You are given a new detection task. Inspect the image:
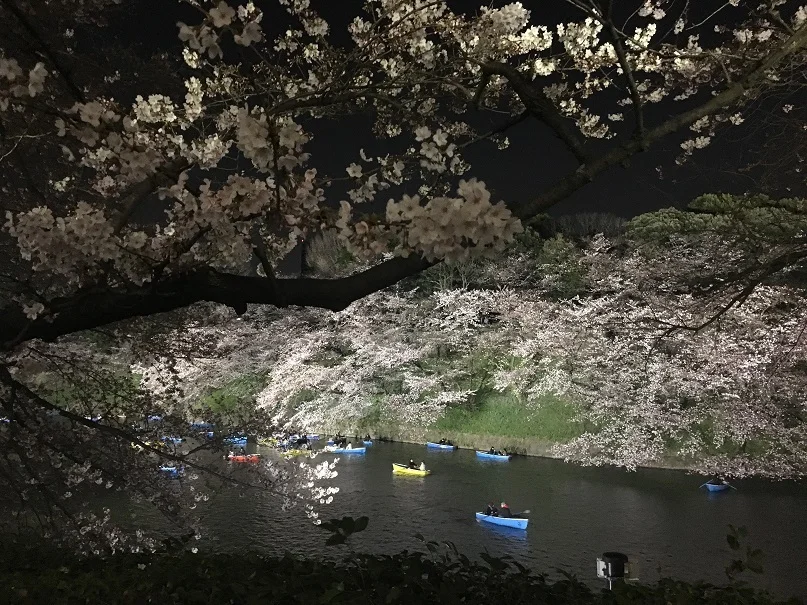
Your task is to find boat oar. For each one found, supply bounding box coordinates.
[699,483,709,488]
[514,509,531,517]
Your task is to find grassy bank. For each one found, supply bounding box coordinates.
[315,393,585,458]
[314,393,702,470]
[432,393,583,443]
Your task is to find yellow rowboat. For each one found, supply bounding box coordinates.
[392,463,431,477]
[257,437,277,446]
[282,449,309,458]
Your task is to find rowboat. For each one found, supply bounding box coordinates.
[475,512,528,529]
[363,440,373,446]
[392,463,430,476]
[703,482,732,492]
[324,446,365,454]
[307,434,320,440]
[476,451,511,461]
[160,436,183,444]
[224,436,247,446]
[190,422,213,430]
[158,465,182,477]
[426,442,457,450]
[256,437,276,446]
[228,454,261,463]
[282,449,309,458]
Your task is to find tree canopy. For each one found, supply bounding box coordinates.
[2,0,807,348]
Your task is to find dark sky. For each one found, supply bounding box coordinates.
[107,0,798,222]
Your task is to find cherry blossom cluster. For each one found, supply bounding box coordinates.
[4,0,802,304]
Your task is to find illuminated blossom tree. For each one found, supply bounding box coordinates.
[1,0,806,339]
[146,225,807,478]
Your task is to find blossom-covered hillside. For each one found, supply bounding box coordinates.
[138,215,807,478]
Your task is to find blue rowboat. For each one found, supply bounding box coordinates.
[190,422,213,429]
[224,436,247,446]
[307,434,320,440]
[475,512,528,529]
[476,451,511,461]
[160,436,183,444]
[325,446,366,454]
[148,415,163,422]
[205,431,214,439]
[158,465,181,477]
[426,442,457,450]
[327,439,334,445]
[704,482,731,492]
[363,440,373,446]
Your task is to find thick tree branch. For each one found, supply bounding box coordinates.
[0,255,433,349]
[481,62,590,165]
[472,72,491,108]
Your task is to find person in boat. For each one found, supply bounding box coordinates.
[484,502,498,516]
[498,502,512,518]
[365,434,371,440]
[439,438,447,444]
[419,461,426,471]
[489,447,495,454]
[408,459,417,469]
[708,475,725,485]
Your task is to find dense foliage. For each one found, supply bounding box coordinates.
[2,545,801,605]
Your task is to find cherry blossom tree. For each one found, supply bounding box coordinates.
[141,226,807,478]
[2,0,807,345]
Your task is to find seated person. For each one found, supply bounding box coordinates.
[498,502,512,518]
[408,459,416,469]
[483,502,498,516]
[419,461,426,471]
